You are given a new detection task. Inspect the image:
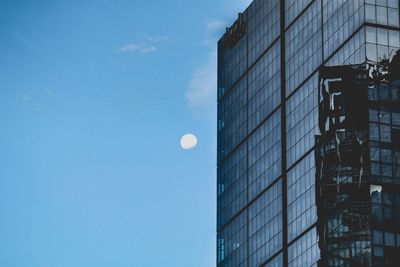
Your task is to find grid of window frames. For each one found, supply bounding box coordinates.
[373,230,400,261]
[248,109,281,200]
[326,26,366,66]
[371,189,400,265]
[287,153,317,241]
[248,180,283,266]
[248,41,280,132]
[218,78,248,162]
[246,0,280,66]
[366,26,400,62]
[264,254,283,267]
[286,74,319,167]
[365,0,399,27]
[285,0,313,27]
[371,190,400,225]
[217,210,248,267]
[217,0,400,266]
[288,228,319,267]
[285,0,322,95]
[217,141,247,228]
[322,0,365,60]
[369,108,400,184]
[218,35,247,99]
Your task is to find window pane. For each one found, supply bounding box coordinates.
[366,4,376,22]
[389,30,400,47]
[378,28,388,45]
[388,0,399,8]
[380,124,391,142]
[367,43,378,61]
[393,112,400,126]
[376,0,386,6]
[385,232,396,246]
[371,162,381,175]
[370,123,380,141]
[374,231,383,245]
[378,45,389,59]
[381,149,392,163]
[367,27,377,43]
[388,8,400,27]
[370,109,379,122]
[377,6,388,25]
[380,110,391,124]
[370,147,380,161]
[382,163,393,176]
[374,246,384,256]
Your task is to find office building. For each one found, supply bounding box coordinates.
[217,0,400,266]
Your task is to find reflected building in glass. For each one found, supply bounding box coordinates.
[216,0,400,266]
[316,60,400,266]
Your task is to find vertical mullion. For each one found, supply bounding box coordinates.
[280,1,288,266]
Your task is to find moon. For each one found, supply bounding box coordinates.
[180,134,198,150]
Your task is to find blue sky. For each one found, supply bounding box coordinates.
[0,0,251,266]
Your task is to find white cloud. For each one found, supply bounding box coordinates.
[202,20,226,47]
[44,89,54,96]
[23,94,31,102]
[117,43,157,54]
[117,43,141,53]
[117,35,168,54]
[205,20,226,35]
[185,51,217,120]
[144,35,168,42]
[140,46,157,53]
[185,20,226,120]
[184,0,253,119]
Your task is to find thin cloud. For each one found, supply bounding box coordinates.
[23,94,31,102]
[117,43,141,53]
[202,20,226,47]
[144,35,168,42]
[185,20,226,120]
[205,20,226,34]
[185,51,217,119]
[140,46,157,53]
[44,89,54,96]
[117,35,168,54]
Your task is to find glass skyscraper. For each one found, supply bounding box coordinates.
[216,1,400,266]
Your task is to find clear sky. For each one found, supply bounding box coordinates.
[0,0,251,266]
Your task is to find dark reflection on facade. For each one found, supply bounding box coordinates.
[217,1,400,266]
[316,59,400,266]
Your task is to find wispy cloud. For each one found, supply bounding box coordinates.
[224,0,252,12]
[143,35,168,42]
[23,94,31,103]
[185,20,226,120]
[116,35,167,54]
[202,20,226,47]
[140,46,157,54]
[44,89,54,96]
[185,52,217,120]
[117,43,141,53]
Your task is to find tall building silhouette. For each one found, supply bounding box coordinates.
[217,1,400,266]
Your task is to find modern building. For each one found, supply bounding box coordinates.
[316,60,400,266]
[217,1,400,266]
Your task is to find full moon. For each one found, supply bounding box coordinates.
[180,134,198,150]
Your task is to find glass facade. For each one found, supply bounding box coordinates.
[217,0,400,266]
